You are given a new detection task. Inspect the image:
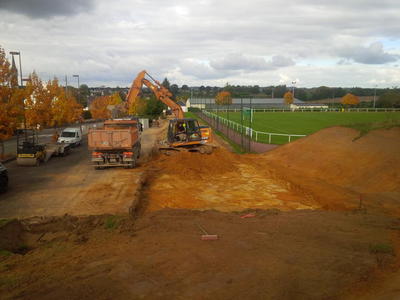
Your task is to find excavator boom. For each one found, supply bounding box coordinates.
[126,70,213,153]
[127,70,184,119]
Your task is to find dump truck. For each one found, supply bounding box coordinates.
[88,119,141,169]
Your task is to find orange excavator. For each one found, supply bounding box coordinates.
[126,70,214,153]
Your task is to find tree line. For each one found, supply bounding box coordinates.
[167,82,400,107]
[0,46,84,157]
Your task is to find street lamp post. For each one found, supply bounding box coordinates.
[73,74,80,89]
[292,81,296,98]
[10,51,23,87]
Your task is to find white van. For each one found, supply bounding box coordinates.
[58,128,82,147]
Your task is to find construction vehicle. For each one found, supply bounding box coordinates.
[88,119,141,169]
[16,129,71,166]
[58,128,82,147]
[126,70,214,154]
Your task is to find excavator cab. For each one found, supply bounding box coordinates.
[168,119,202,145]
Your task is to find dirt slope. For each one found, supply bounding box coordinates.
[0,211,398,300]
[259,126,400,215]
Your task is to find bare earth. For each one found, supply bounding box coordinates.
[0,123,166,218]
[0,123,399,299]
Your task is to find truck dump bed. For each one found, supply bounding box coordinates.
[88,120,139,150]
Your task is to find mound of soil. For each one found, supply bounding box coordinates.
[145,148,317,212]
[261,127,400,214]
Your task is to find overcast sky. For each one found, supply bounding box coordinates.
[1,0,400,87]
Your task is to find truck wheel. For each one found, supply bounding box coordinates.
[129,158,136,169]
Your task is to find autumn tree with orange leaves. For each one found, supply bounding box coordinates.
[0,46,24,158]
[90,92,124,119]
[283,91,294,104]
[0,45,83,158]
[341,93,360,106]
[23,74,83,128]
[215,91,232,105]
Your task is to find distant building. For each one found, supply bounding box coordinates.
[290,103,329,111]
[177,100,188,112]
[10,56,19,87]
[187,97,304,109]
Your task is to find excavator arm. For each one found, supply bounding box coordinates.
[126,70,184,119]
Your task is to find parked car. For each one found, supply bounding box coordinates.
[0,163,8,193]
[58,128,82,147]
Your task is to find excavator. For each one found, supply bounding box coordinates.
[126,70,214,154]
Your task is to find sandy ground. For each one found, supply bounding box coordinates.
[1,124,400,299]
[0,122,167,218]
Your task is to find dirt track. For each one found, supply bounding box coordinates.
[0,123,166,218]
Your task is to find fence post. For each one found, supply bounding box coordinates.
[288,135,291,143]
[269,134,271,144]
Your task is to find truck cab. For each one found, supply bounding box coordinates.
[58,128,82,147]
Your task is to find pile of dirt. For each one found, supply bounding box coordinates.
[145,148,317,212]
[260,126,400,214]
[152,147,239,180]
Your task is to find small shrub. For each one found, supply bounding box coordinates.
[0,249,12,257]
[369,243,394,255]
[104,216,120,230]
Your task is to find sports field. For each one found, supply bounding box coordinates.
[213,111,400,144]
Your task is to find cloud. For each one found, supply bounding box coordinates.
[0,0,95,18]
[336,42,399,64]
[0,0,400,87]
[209,53,295,72]
[210,53,268,71]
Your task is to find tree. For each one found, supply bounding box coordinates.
[162,78,170,90]
[24,72,54,128]
[170,84,179,99]
[128,96,147,116]
[145,95,165,117]
[0,46,21,158]
[215,91,232,105]
[376,91,400,108]
[283,91,294,104]
[78,84,90,107]
[89,92,124,119]
[341,93,360,106]
[89,96,111,119]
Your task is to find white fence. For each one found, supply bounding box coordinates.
[203,110,306,144]
[202,107,400,113]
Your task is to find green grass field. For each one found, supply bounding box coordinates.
[213,111,400,144]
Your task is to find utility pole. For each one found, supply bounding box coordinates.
[292,81,296,98]
[373,85,377,108]
[65,75,68,97]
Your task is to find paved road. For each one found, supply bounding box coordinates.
[2,123,100,156]
[0,122,166,218]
